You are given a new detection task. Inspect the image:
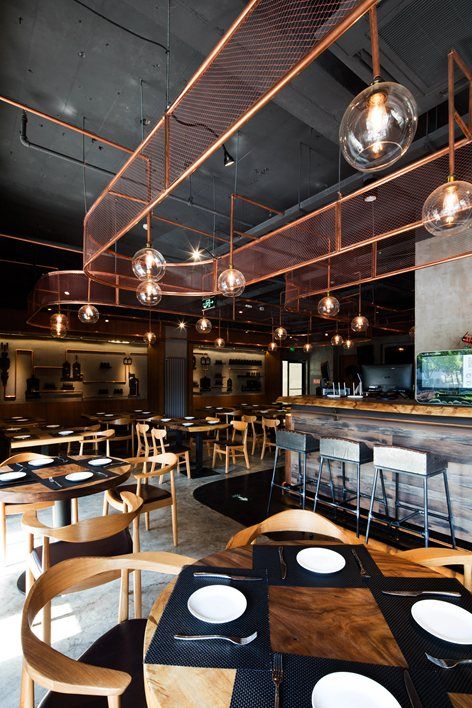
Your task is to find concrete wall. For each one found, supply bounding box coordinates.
[415,232,472,357]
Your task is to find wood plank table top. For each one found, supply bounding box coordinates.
[0,416,46,430]
[0,455,130,503]
[160,419,229,434]
[143,543,470,708]
[4,426,89,451]
[278,396,472,419]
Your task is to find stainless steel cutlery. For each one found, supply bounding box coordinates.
[48,476,62,488]
[351,548,370,578]
[174,631,257,646]
[425,653,472,669]
[382,590,461,598]
[272,652,283,708]
[193,571,263,581]
[278,546,287,580]
[404,669,423,708]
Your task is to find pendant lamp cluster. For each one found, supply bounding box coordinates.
[133,215,166,307]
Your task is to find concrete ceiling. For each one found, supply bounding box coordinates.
[0,0,471,329]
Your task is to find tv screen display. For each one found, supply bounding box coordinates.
[416,350,472,405]
[361,364,413,392]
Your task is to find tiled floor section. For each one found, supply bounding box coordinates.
[0,450,275,707]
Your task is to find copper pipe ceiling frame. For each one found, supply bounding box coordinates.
[83,0,378,288]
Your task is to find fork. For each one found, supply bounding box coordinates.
[48,476,62,488]
[426,653,472,669]
[272,652,283,708]
[174,631,257,645]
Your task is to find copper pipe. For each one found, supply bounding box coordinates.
[84,0,378,267]
[229,194,235,267]
[451,49,472,82]
[448,50,456,176]
[455,112,472,140]
[0,232,82,254]
[233,193,282,215]
[369,5,381,78]
[371,242,377,277]
[164,114,170,189]
[110,190,146,204]
[152,215,229,244]
[335,197,342,251]
[0,259,58,270]
[0,94,133,153]
[233,229,258,242]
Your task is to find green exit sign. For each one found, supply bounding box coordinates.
[202,297,216,311]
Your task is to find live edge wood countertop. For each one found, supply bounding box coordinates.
[277,395,472,419]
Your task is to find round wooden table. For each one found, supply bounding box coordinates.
[161,419,229,476]
[143,543,469,708]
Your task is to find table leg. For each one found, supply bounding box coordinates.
[195,433,203,474]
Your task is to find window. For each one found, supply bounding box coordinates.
[282,361,304,396]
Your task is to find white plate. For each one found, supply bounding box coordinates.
[88,457,112,466]
[10,416,22,420]
[208,421,219,425]
[184,416,195,420]
[65,471,94,482]
[134,409,143,412]
[312,672,401,708]
[205,406,213,409]
[29,458,55,467]
[142,411,151,415]
[182,422,194,427]
[96,411,105,415]
[46,424,60,428]
[6,427,20,431]
[411,599,472,644]
[58,430,74,436]
[0,471,27,482]
[161,418,171,422]
[103,413,114,417]
[17,418,28,422]
[13,435,30,440]
[297,548,346,574]
[215,407,224,410]
[187,585,247,624]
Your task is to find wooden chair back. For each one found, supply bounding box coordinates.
[150,428,167,455]
[21,552,196,708]
[398,548,472,591]
[262,417,280,430]
[226,509,358,549]
[135,423,150,457]
[79,428,114,456]
[1,452,53,466]
[242,415,257,424]
[231,420,248,445]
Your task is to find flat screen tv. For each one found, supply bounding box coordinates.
[361,364,413,393]
[416,350,472,406]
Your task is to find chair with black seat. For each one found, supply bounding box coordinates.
[78,428,114,457]
[241,414,261,455]
[105,417,134,457]
[0,453,55,563]
[20,551,196,708]
[150,427,191,479]
[212,420,250,474]
[22,492,143,644]
[104,453,178,544]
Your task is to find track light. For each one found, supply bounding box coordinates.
[223,145,235,167]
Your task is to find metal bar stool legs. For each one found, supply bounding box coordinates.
[267,431,318,515]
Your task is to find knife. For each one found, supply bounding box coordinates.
[382,590,461,598]
[404,670,423,708]
[278,546,287,581]
[351,548,370,578]
[193,571,263,581]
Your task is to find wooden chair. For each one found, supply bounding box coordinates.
[226,509,359,549]
[21,551,196,708]
[260,417,280,460]
[202,417,222,453]
[241,414,261,455]
[22,492,143,644]
[66,424,100,456]
[135,422,151,458]
[78,428,114,457]
[398,547,472,591]
[212,420,250,474]
[104,453,178,544]
[105,417,134,456]
[150,427,191,479]
[0,453,55,563]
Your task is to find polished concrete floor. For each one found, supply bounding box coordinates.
[0,447,275,707]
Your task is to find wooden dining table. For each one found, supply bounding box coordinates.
[160,419,229,476]
[143,542,472,708]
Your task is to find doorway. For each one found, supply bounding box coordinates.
[282,360,305,396]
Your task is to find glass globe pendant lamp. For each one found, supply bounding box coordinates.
[318,259,340,317]
[214,337,225,348]
[274,326,287,341]
[339,7,417,172]
[217,215,245,297]
[78,304,99,324]
[143,330,156,346]
[196,315,212,334]
[343,336,354,350]
[303,342,312,352]
[331,332,344,347]
[132,215,166,281]
[351,283,369,333]
[50,312,69,339]
[136,278,162,307]
[268,341,277,352]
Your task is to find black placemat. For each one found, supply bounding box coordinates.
[230,654,463,708]
[371,576,472,679]
[0,467,40,488]
[252,544,381,587]
[145,565,271,670]
[30,456,123,490]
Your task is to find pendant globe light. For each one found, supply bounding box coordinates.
[343,336,354,350]
[132,215,166,281]
[214,313,225,348]
[331,331,344,347]
[78,280,99,324]
[422,51,472,237]
[268,341,278,352]
[318,255,340,317]
[303,315,313,352]
[274,296,288,340]
[50,311,69,339]
[351,283,369,333]
[196,313,212,334]
[218,147,246,298]
[143,310,157,346]
[339,5,417,172]
[136,278,162,307]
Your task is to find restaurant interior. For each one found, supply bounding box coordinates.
[1,1,471,706]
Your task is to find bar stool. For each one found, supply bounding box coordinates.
[267,430,318,514]
[313,437,378,537]
[365,445,456,548]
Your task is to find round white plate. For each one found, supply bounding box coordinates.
[134,409,143,412]
[161,418,171,422]
[187,585,247,624]
[215,407,224,410]
[297,548,346,574]
[182,422,194,427]
[65,471,94,482]
[29,458,54,467]
[6,427,20,431]
[13,435,30,440]
[142,411,151,415]
[312,672,401,708]
[104,413,114,417]
[88,457,112,466]
[208,421,218,425]
[10,416,22,420]
[96,411,105,415]
[205,406,213,409]
[411,599,472,644]
[17,418,28,422]
[184,416,195,420]
[0,471,27,482]
[46,424,60,429]
[58,430,74,436]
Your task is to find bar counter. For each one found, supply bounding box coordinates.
[278,396,472,545]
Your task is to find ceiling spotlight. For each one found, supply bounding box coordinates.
[64,291,70,296]
[190,247,203,261]
[223,145,235,167]
[105,319,109,323]
[78,304,99,324]
[178,321,187,330]
[364,193,377,203]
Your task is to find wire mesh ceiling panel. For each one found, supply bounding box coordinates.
[83,0,377,289]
